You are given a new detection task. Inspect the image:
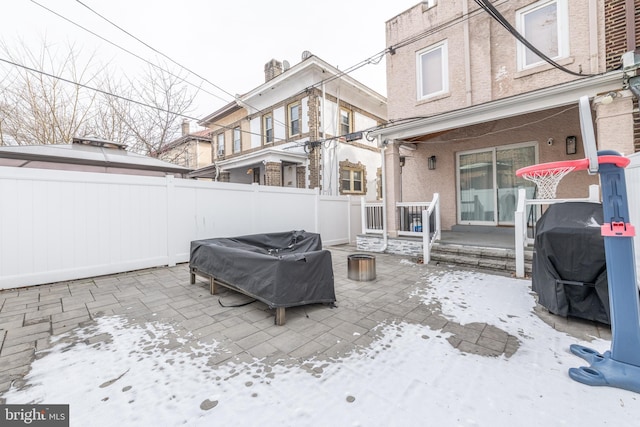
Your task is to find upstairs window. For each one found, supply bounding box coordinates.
[288,102,300,137]
[263,114,274,144]
[233,127,241,153]
[340,109,351,136]
[339,162,366,195]
[516,0,568,70]
[416,41,448,100]
[216,133,224,157]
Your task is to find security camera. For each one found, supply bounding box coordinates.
[547,138,554,146]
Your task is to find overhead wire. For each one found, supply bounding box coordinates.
[473,0,600,78]
[29,0,229,104]
[0,56,270,140]
[71,0,291,131]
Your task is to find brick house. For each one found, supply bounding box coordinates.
[369,0,639,235]
[190,54,387,200]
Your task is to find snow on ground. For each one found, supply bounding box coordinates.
[3,269,639,426]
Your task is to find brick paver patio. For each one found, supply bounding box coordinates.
[0,245,611,398]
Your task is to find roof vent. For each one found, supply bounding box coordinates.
[72,136,127,150]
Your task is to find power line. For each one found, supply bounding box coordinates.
[73,0,240,103]
[29,0,231,105]
[473,0,600,78]
[0,56,271,141]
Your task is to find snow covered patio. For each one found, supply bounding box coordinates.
[0,245,637,426]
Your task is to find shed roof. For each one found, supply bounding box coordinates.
[0,139,192,176]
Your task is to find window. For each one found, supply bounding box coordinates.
[233,127,241,153]
[216,133,224,157]
[339,163,366,195]
[288,102,300,136]
[263,114,274,144]
[340,109,351,136]
[516,0,568,69]
[416,41,448,100]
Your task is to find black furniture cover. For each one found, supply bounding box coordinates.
[532,202,610,324]
[189,230,336,308]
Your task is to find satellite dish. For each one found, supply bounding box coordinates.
[283,60,290,70]
[301,50,312,60]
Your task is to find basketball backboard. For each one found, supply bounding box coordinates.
[579,95,599,174]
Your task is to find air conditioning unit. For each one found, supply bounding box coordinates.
[217,147,224,156]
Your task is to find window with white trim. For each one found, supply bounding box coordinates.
[288,102,300,137]
[233,127,241,153]
[516,0,568,70]
[416,41,448,100]
[340,109,351,136]
[263,113,274,144]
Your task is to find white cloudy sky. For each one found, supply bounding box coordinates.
[1,0,419,119]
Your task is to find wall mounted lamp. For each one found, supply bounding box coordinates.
[399,156,406,167]
[428,155,436,170]
[565,136,577,155]
[598,91,619,105]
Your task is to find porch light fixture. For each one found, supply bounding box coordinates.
[565,136,577,155]
[428,155,436,170]
[399,156,406,167]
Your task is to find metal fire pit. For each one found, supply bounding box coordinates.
[347,254,376,281]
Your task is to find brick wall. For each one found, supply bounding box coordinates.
[605,0,640,152]
[264,162,281,186]
[296,166,306,188]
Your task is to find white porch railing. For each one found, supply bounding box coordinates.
[397,202,432,236]
[514,184,600,278]
[360,194,441,259]
[362,200,384,234]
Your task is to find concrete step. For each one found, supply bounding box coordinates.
[428,242,533,275]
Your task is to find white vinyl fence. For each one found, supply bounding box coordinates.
[0,167,359,290]
[627,152,640,285]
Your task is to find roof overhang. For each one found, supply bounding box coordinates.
[216,147,307,170]
[369,71,624,142]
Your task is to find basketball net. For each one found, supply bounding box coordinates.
[520,166,575,199]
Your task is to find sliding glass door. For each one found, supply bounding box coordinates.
[457,143,537,226]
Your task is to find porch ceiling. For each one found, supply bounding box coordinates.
[370,71,624,142]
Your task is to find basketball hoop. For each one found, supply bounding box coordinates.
[518,166,574,199]
[516,156,630,200]
[516,158,591,200]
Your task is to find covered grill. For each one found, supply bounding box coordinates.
[532,202,610,324]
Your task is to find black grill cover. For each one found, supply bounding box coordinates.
[532,202,610,324]
[189,231,335,308]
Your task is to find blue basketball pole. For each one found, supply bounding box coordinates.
[568,150,640,393]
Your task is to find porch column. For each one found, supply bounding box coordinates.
[594,90,635,155]
[385,140,402,238]
[218,171,230,183]
[264,161,282,186]
[296,166,306,188]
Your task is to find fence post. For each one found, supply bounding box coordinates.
[360,196,366,235]
[423,209,430,264]
[166,175,176,267]
[314,187,320,234]
[515,188,527,278]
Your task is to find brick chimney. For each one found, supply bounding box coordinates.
[181,119,190,136]
[264,59,283,82]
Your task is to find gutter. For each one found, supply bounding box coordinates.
[370,71,624,141]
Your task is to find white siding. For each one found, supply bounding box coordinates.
[250,117,261,148]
